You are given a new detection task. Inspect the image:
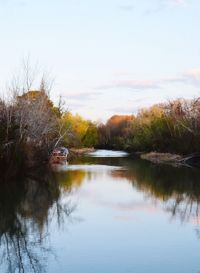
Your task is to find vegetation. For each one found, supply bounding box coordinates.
[97,98,200,155]
[1,61,200,177]
[0,89,63,173]
[0,64,98,175]
[0,88,99,174]
[97,115,134,149]
[61,112,98,148]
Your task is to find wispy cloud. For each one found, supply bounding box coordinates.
[184,69,200,85]
[0,0,28,7]
[144,0,187,15]
[96,69,200,91]
[119,4,135,11]
[169,0,186,6]
[97,79,160,91]
[63,91,102,103]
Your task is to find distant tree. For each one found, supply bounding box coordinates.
[97,115,134,149]
[61,112,92,147]
[82,123,98,147]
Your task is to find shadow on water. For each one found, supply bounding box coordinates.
[0,166,75,273]
[110,157,200,225]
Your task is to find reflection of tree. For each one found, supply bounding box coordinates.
[73,155,127,167]
[0,222,49,273]
[0,168,75,273]
[72,154,200,225]
[111,158,200,224]
[54,169,86,191]
[166,195,200,224]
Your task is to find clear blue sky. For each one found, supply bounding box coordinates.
[0,0,199,121]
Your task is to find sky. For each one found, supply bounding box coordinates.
[0,0,199,121]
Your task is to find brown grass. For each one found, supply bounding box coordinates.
[141,152,183,165]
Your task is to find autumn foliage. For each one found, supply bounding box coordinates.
[97,98,200,154]
[97,115,134,149]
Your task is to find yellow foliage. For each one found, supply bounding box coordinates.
[62,112,89,138]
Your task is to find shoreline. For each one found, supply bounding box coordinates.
[140,152,184,167]
[140,152,200,168]
[68,148,95,160]
[67,147,200,168]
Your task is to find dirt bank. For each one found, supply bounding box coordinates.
[141,152,184,166]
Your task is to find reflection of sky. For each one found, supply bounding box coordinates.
[74,175,158,223]
[48,160,200,273]
[86,149,129,157]
[0,0,200,120]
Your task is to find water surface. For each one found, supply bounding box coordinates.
[1,150,200,273]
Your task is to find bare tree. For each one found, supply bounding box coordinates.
[0,59,71,168]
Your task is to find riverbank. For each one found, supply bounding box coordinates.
[140,152,184,166]
[68,148,95,160]
[140,152,200,168]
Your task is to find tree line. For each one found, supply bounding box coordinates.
[1,87,200,173]
[1,63,200,174]
[97,98,200,155]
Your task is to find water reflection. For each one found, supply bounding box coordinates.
[86,149,128,157]
[1,152,200,272]
[118,159,200,225]
[53,153,200,224]
[66,154,200,226]
[0,168,75,273]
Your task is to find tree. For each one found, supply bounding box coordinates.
[82,123,98,147]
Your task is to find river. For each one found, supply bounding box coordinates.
[1,150,200,273]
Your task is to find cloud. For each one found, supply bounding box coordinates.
[184,69,200,85]
[63,91,102,101]
[108,105,136,115]
[119,4,135,11]
[0,0,27,6]
[144,0,187,15]
[97,79,160,91]
[96,69,200,92]
[170,0,186,6]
